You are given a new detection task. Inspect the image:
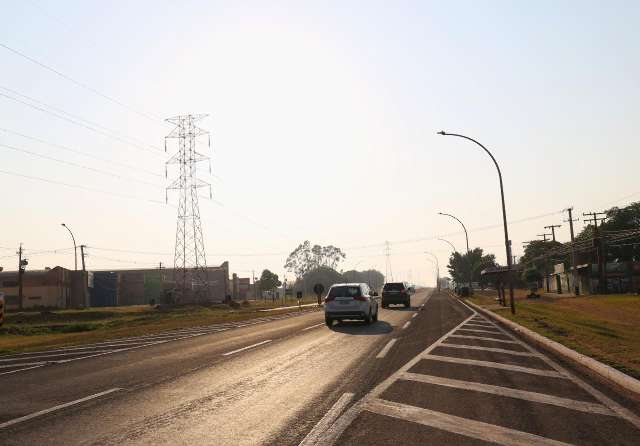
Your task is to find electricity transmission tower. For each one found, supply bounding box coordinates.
[165,114,212,303]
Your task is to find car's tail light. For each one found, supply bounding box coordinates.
[400,289,406,295]
[354,295,368,301]
[325,295,335,302]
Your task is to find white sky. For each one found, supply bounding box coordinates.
[1,1,639,286]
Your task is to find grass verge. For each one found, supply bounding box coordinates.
[469,290,640,379]
[0,296,321,355]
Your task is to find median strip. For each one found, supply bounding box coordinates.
[222,340,272,356]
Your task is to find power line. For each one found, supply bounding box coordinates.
[0,41,167,126]
[0,142,162,188]
[0,168,167,205]
[0,90,164,156]
[0,127,162,178]
[0,85,163,152]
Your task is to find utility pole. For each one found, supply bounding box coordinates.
[564,207,580,295]
[166,114,212,304]
[538,233,552,292]
[583,211,608,294]
[80,245,87,271]
[17,244,27,311]
[544,224,562,242]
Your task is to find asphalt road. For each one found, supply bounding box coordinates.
[1,290,639,445]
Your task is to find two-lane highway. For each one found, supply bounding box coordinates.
[0,290,433,445]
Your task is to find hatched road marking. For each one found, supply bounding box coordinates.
[301,292,640,446]
[299,393,354,446]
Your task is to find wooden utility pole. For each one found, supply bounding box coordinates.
[583,212,608,293]
[80,245,87,271]
[538,234,552,292]
[544,224,562,242]
[17,244,27,311]
[564,208,580,295]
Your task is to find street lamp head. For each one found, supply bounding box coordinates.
[437,130,446,135]
[61,223,66,227]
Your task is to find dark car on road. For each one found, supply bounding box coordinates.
[381,282,412,308]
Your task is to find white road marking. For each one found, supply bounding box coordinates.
[401,372,614,416]
[458,300,640,430]
[299,393,354,446]
[302,323,325,331]
[0,364,46,376]
[402,321,411,330]
[0,361,48,369]
[423,354,565,378]
[411,313,418,319]
[439,342,539,357]
[0,388,122,429]
[376,339,398,359]
[222,340,272,356]
[448,334,520,344]
[464,322,496,328]
[456,327,503,335]
[361,397,572,446]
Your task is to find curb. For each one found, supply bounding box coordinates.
[465,299,640,399]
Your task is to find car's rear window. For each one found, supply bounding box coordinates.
[328,286,362,298]
[383,282,405,291]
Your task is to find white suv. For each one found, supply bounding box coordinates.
[324,283,379,327]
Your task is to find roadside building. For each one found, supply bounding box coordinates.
[91,262,231,306]
[0,266,89,310]
[549,261,640,295]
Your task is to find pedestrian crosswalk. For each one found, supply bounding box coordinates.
[0,309,319,376]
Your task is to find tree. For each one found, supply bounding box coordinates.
[447,248,497,288]
[285,241,346,278]
[342,269,385,290]
[577,201,640,262]
[519,240,566,272]
[259,269,281,292]
[294,266,344,294]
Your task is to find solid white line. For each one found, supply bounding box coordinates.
[0,388,122,429]
[448,334,520,344]
[400,372,614,416]
[298,393,354,446]
[222,340,272,356]
[0,361,48,369]
[464,322,496,328]
[376,339,398,359]
[362,398,572,446]
[302,323,325,331]
[439,342,539,357]
[402,321,411,330]
[423,354,564,378]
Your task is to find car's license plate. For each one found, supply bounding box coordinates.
[340,300,351,305]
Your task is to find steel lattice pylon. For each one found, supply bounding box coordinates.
[165,114,212,303]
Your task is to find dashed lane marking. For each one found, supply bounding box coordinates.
[0,388,122,429]
[439,342,540,357]
[422,354,565,378]
[299,393,354,446]
[411,313,418,319]
[400,372,614,416]
[302,323,325,331]
[221,340,272,356]
[402,321,411,330]
[361,397,572,446]
[376,339,398,359]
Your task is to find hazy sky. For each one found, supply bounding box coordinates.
[1,0,639,286]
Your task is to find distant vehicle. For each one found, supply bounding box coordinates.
[324,283,379,327]
[381,282,411,308]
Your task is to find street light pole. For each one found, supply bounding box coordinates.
[424,251,440,292]
[437,238,457,254]
[438,131,516,314]
[438,212,472,295]
[61,223,78,271]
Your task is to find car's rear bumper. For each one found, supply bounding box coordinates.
[326,311,366,320]
[381,294,409,304]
